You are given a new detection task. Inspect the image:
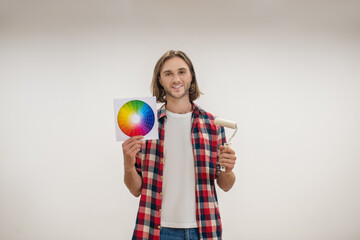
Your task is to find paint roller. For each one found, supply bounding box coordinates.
[214,118,238,172]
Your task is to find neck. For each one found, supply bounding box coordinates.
[165,97,192,114]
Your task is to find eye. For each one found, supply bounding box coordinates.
[179,70,185,74]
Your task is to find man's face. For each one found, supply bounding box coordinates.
[159,57,192,102]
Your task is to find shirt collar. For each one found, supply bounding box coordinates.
[157,104,167,121]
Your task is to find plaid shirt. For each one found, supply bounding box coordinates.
[132,103,226,240]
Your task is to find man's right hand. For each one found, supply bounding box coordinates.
[122,136,144,171]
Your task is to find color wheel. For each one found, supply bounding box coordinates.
[117,100,155,137]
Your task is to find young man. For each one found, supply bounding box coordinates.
[122,50,237,240]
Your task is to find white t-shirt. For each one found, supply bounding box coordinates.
[160,110,198,228]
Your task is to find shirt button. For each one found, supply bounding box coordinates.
[159,209,162,212]
[158,225,161,229]
[160,192,163,195]
[160,176,163,179]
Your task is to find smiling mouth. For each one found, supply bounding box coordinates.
[172,85,183,89]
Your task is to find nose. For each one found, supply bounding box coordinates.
[173,73,181,82]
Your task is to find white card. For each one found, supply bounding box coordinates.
[113,97,158,141]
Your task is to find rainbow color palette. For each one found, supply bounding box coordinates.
[117,100,155,137]
[114,97,158,141]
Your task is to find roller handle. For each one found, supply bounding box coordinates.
[218,143,230,172]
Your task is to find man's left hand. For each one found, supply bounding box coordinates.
[219,145,236,173]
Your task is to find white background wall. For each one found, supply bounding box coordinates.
[1,0,359,239]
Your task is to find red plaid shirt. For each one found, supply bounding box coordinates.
[132,103,226,240]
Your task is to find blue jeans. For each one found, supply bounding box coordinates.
[160,227,199,240]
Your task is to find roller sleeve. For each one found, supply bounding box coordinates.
[214,118,237,129]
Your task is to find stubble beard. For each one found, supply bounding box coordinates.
[164,83,191,101]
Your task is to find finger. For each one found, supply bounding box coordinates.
[219,161,235,170]
[125,136,144,145]
[219,153,237,161]
[219,159,236,165]
[123,140,142,152]
[123,139,144,149]
[131,135,144,140]
[128,144,142,154]
[220,147,235,155]
[219,156,236,163]
[123,136,144,145]
[124,148,141,162]
[219,157,236,168]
